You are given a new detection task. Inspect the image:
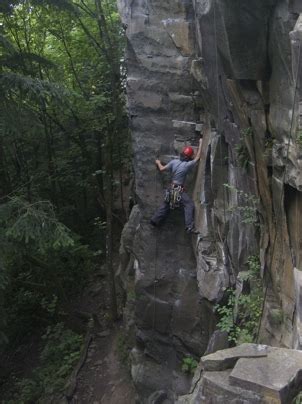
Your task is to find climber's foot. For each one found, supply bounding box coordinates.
[186,226,199,234]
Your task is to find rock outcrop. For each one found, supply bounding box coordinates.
[118,0,302,401]
[178,344,302,403]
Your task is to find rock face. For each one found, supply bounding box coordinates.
[118,0,302,401]
[178,344,302,403]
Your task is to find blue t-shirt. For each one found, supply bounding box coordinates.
[165,159,197,185]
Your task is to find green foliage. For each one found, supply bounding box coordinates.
[215,289,238,342]
[0,0,129,346]
[0,72,68,102]
[0,266,9,347]
[0,0,130,397]
[224,184,259,225]
[235,127,253,170]
[215,256,264,344]
[235,143,250,170]
[181,356,198,374]
[127,290,136,301]
[9,323,83,403]
[296,129,302,146]
[0,197,93,349]
[0,197,74,252]
[116,332,130,365]
[264,130,275,150]
[269,308,283,327]
[293,392,302,404]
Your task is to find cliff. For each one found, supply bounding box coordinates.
[118,0,302,401]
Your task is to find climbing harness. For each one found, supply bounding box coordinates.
[164,184,183,209]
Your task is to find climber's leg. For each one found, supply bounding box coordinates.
[150,201,170,226]
[181,192,195,229]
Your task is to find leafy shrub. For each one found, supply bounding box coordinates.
[296,129,302,146]
[116,332,130,364]
[181,356,198,374]
[224,184,259,225]
[293,392,302,404]
[0,197,74,252]
[215,256,264,344]
[215,289,238,343]
[9,323,83,403]
[235,142,250,170]
[235,127,253,170]
[0,196,93,346]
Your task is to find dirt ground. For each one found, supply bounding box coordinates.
[68,266,136,404]
[71,327,136,404]
[0,254,136,404]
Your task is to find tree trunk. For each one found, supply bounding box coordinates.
[104,136,118,321]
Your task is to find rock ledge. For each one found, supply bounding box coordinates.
[178,344,302,404]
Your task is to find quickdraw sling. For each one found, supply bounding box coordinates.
[165,185,183,209]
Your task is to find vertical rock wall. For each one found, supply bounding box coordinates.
[118,0,302,400]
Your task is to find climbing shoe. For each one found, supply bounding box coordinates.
[186,226,198,234]
[150,220,158,227]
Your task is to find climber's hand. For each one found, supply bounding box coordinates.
[155,160,167,171]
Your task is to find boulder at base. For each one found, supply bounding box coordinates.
[177,344,302,404]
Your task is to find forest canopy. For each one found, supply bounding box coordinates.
[0,0,129,398]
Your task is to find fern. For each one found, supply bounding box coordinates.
[0,72,69,102]
[0,260,8,346]
[1,52,57,71]
[0,97,41,136]
[0,197,74,252]
[0,33,16,54]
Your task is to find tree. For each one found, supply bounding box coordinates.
[0,0,130,348]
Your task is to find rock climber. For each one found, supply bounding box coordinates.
[150,137,203,233]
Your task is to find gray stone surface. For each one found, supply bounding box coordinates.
[178,345,302,403]
[118,0,212,399]
[290,0,302,13]
[199,370,262,404]
[119,0,302,401]
[213,0,276,80]
[294,268,302,349]
[177,369,262,404]
[201,344,269,371]
[203,330,229,355]
[229,348,302,403]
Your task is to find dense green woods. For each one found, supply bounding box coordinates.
[0,0,129,398]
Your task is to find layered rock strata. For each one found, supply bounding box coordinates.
[118,0,302,401]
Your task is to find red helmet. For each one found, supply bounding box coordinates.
[182,146,194,158]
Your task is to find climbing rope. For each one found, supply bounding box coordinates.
[152,166,159,331]
[145,3,200,331]
[256,40,302,342]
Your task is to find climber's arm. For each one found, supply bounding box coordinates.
[155,159,168,171]
[193,137,203,163]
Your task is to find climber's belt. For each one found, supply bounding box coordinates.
[164,184,184,209]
